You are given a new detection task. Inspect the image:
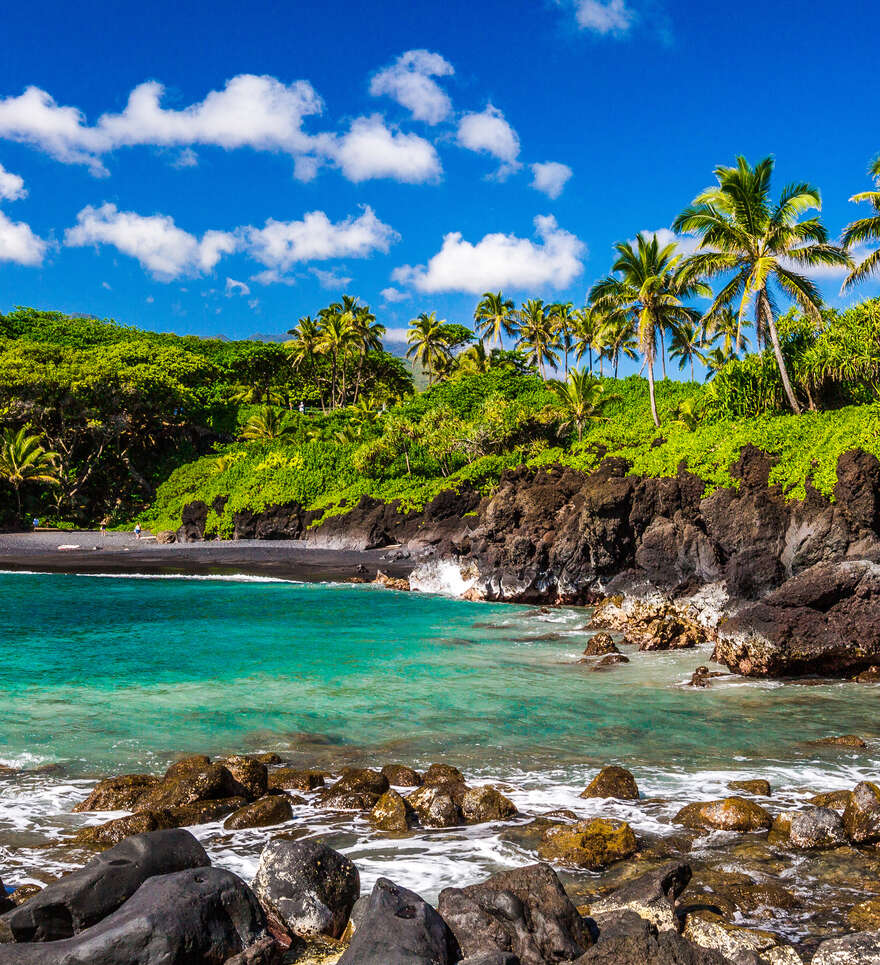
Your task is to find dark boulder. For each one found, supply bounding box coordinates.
[381,764,423,787]
[0,829,209,942]
[459,786,518,824]
[583,633,618,657]
[251,838,359,940]
[406,784,461,827]
[834,448,880,535]
[586,862,692,932]
[73,811,175,847]
[137,762,234,810]
[369,789,413,832]
[72,774,160,812]
[673,798,772,833]
[789,807,846,849]
[843,781,880,844]
[573,924,733,964]
[222,756,269,800]
[177,500,209,542]
[0,867,266,964]
[224,795,293,830]
[438,862,591,964]
[579,766,639,801]
[337,877,456,965]
[423,763,465,786]
[267,768,325,792]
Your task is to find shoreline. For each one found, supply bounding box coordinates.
[0,532,416,583]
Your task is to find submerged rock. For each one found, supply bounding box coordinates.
[728,780,771,796]
[538,818,637,869]
[252,838,359,940]
[848,898,880,931]
[580,766,640,801]
[810,735,868,749]
[438,862,590,963]
[673,797,772,833]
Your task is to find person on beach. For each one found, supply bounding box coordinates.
[100,521,107,538]
[134,522,141,539]
[298,400,305,414]
[32,517,40,531]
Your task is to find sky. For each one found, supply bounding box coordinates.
[0,0,878,363]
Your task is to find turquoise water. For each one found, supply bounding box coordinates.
[2,572,878,777]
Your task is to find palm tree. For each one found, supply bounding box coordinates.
[701,305,751,356]
[457,340,493,375]
[591,234,708,427]
[547,301,575,375]
[572,305,604,375]
[703,346,733,380]
[474,292,516,347]
[318,305,356,407]
[550,371,620,442]
[600,313,638,378]
[240,407,296,440]
[673,155,850,414]
[842,157,880,290]
[516,299,560,378]
[351,305,385,403]
[406,311,451,385]
[668,320,706,381]
[0,427,60,520]
[674,397,703,431]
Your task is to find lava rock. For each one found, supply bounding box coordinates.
[537,818,637,869]
[727,780,771,796]
[224,795,294,830]
[337,877,455,965]
[267,768,325,792]
[438,862,590,964]
[673,797,772,832]
[72,774,160,812]
[369,789,413,832]
[459,786,518,824]
[223,756,269,800]
[789,807,846,849]
[406,784,461,827]
[587,862,692,932]
[73,811,175,847]
[251,838,359,940]
[575,922,732,964]
[381,764,423,787]
[843,781,880,843]
[810,735,868,749]
[136,761,233,810]
[808,789,852,811]
[583,633,619,656]
[1,828,209,942]
[590,654,630,670]
[423,763,465,786]
[579,766,640,801]
[0,867,266,964]
[811,930,880,964]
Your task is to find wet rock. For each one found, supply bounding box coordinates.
[252,753,285,765]
[252,838,359,940]
[223,755,269,799]
[369,789,413,832]
[458,954,520,965]
[537,818,637,870]
[9,886,41,907]
[688,666,727,688]
[406,784,461,827]
[163,754,212,781]
[789,806,846,849]
[811,930,880,964]
[810,735,867,749]
[587,862,691,932]
[223,934,284,964]
[137,761,233,810]
[73,810,175,846]
[268,768,325,792]
[584,633,619,656]
[423,763,464,786]
[728,780,771,796]
[626,615,703,651]
[438,862,590,964]
[337,877,455,965]
[164,796,247,827]
[1,828,208,942]
[580,766,640,801]
[459,786,518,824]
[575,923,732,964]
[373,571,410,591]
[380,764,422,787]
[854,666,880,683]
[225,795,294,830]
[72,774,160,812]
[808,790,852,811]
[843,781,880,843]
[848,898,880,930]
[673,797,772,833]
[318,768,388,811]
[682,913,788,963]
[590,654,630,670]
[0,867,267,965]
[155,530,176,544]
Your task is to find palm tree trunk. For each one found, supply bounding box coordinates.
[588,349,593,375]
[690,355,695,382]
[614,353,619,379]
[761,289,801,414]
[647,358,660,428]
[14,483,22,522]
[660,328,667,379]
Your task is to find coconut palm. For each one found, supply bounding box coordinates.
[240,407,296,440]
[591,234,708,426]
[550,371,620,442]
[674,155,850,414]
[571,305,605,375]
[703,347,734,380]
[318,305,357,407]
[350,305,385,403]
[669,320,707,381]
[547,301,575,375]
[516,299,560,378]
[457,340,493,375]
[0,427,60,520]
[406,311,451,385]
[842,157,880,291]
[701,305,751,356]
[474,292,516,347]
[600,313,639,378]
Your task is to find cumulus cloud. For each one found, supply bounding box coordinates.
[64,203,238,280]
[0,211,49,266]
[225,277,251,296]
[0,163,27,201]
[246,206,398,274]
[569,0,635,35]
[530,161,572,199]
[380,286,410,303]
[322,115,442,183]
[309,267,353,289]
[456,104,520,176]
[370,49,454,124]
[393,214,585,294]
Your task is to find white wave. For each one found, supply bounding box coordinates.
[409,559,477,597]
[0,570,300,584]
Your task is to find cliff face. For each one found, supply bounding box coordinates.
[177,446,880,677]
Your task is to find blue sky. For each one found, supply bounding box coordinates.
[0,0,878,359]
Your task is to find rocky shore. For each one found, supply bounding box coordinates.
[172,445,880,681]
[3,752,880,963]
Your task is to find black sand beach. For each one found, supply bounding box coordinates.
[0,531,415,582]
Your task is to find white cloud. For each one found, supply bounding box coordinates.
[569,0,635,35]
[323,115,442,183]
[456,104,520,176]
[146,295,154,303]
[370,49,454,124]
[101,281,111,290]
[246,206,397,273]
[383,326,411,342]
[250,269,296,286]
[531,161,572,199]
[0,163,26,201]
[309,267,353,289]
[393,214,586,294]
[225,277,251,296]
[172,148,199,168]
[380,286,410,303]
[0,210,48,265]
[781,243,872,282]
[64,203,238,280]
